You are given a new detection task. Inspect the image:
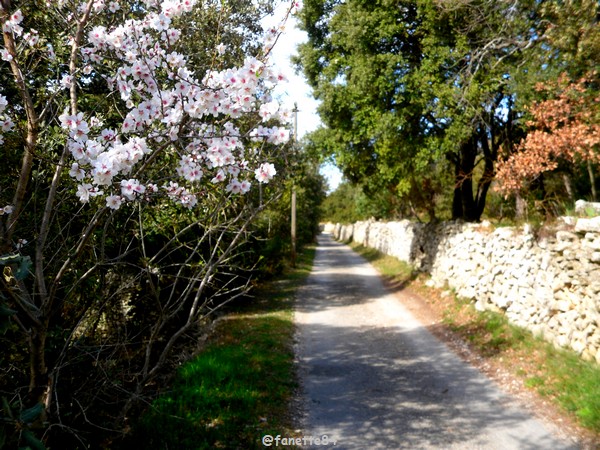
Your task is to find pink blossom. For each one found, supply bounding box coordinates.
[211,169,226,183]
[60,75,73,89]
[254,163,276,184]
[1,118,15,132]
[16,238,27,250]
[120,178,143,200]
[46,0,289,207]
[69,163,86,181]
[106,195,123,210]
[226,179,242,194]
[10,10,24,24]
[76,184,94,202]
[239,180,251,193]
[1,48,13,62]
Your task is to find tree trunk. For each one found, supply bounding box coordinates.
[587,161,597,202]
[562,173,574,202]
[27,324,50,412]
[515,192,527,221]
[474,126,496,221]
[453,138,481,222]
[452,158,464,220]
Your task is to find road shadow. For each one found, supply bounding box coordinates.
[293,233,578,450]
[294,319,577,450]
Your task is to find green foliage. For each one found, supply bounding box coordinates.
[321,182,362,223]
[249,150,326,278]
[0,254,32,281]
[1,399,46,450]
[321,181,408,222]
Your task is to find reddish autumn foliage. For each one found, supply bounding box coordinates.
[495,73,600,194]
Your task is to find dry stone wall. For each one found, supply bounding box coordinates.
[324,213,600,363]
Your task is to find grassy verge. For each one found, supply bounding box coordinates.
[126,248,315,450]
[350,242,600,435]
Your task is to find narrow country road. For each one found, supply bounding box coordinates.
[294,233,578,450]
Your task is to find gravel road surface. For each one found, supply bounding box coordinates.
[294,233,579,449]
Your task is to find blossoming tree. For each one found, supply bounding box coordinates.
[0,0,301,445]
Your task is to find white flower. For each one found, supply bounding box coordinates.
[60,74,74,89]
[0,94,8,112]
[69,163,86,181]
[1,118,15,132]
[120,178,144,200]
[239,180,251,193]
[254,163,276,184]
[47,44,56,61]
[76,184,94,203]
[106,195,123,210]
[150,13,171,32]
[1,48,13,62]
[259,101,279,122]
[24,30,39,47]
[10,10,24,24]
[226,179,242,194]
[211,169,226,183]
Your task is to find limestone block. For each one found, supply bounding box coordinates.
[583,233,600,250]
[557,230,579,242]
[458,285,477,301]
[552,298,571,313]
[560,216,577,226]
[575,316,592,331]
[581,348,596,361]
[543,328,558,344]
[496,294,513,310]
[556,334,570,348]
[589,332,600,346]
[576,216,600,233]
[474,299,487,311]
[571,338,587,354]
[575,199,600,215]
[528,324,545,338]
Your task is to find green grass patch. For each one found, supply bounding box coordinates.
[538,347,600,430]
[126,247,315,450]
[350,242,600,435]
[442,309,529,357]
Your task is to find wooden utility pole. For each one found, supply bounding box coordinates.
[291,103,298,267]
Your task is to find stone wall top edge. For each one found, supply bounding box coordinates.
[333,217,600,240]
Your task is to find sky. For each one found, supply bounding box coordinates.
[263,3,343,193]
